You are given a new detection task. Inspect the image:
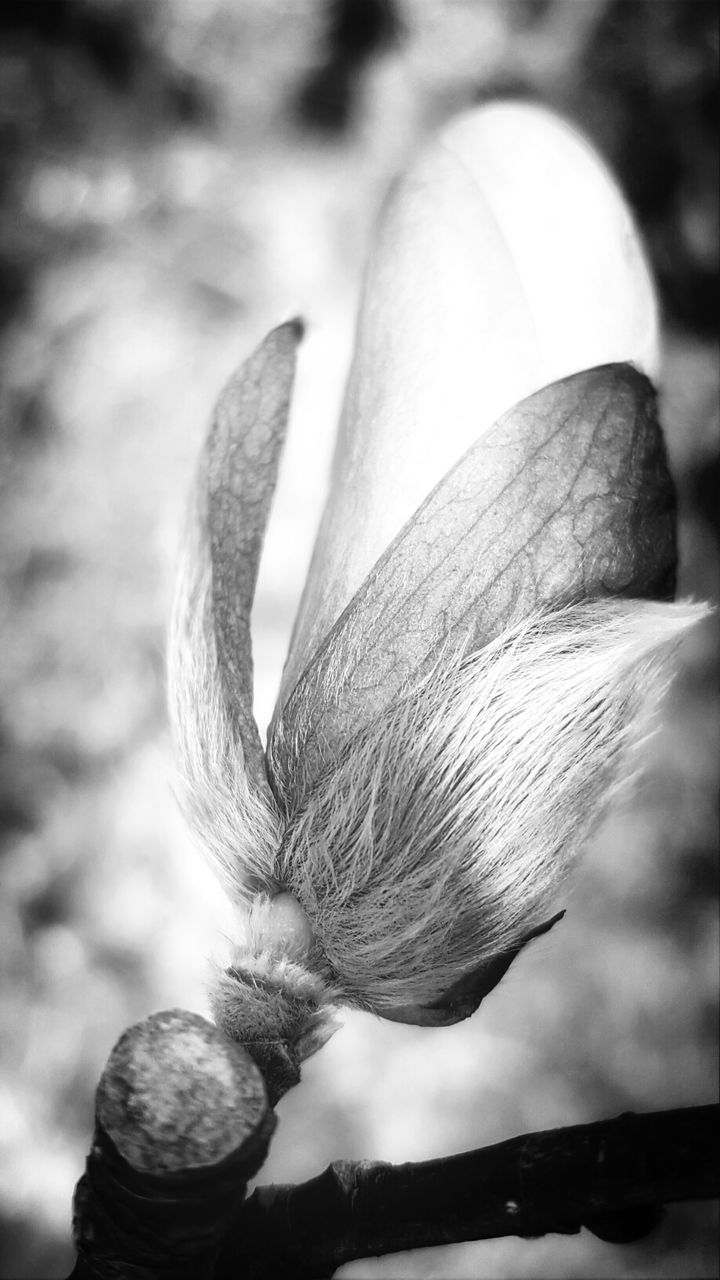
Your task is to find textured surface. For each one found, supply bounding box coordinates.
[208,321,302,804]
[269,364,677,806]
[96,1009,271,1172]
[72,1010,274,1276]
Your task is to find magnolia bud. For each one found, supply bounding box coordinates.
[168,103,706,1084]
[281,101,661,696]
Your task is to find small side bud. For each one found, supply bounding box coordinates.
[212,894,340,1105]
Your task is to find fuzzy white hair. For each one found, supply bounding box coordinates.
[274,598,706,1012]
[168,490,706,1018]
[167,493,282,904]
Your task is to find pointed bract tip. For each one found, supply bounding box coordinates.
[286,315,306,342]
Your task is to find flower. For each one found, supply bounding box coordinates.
[168,104,706,1089]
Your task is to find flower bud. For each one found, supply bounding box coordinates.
[281,101,661,699]
[169,103,705,1063]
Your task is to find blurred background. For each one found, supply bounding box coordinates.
[0,1,717,1276]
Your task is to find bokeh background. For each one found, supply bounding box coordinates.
[0,1,717,1276]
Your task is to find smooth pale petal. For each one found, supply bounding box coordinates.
[280,102,660,704]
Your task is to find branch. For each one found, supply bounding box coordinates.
[215,1104,719,1280]
[68,1009,717,1280]
[70,1009,274,1280]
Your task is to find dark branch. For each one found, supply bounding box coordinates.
[214,1104,719,1280]
[68,1009,717,1280]
[70,1009,274,1280]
